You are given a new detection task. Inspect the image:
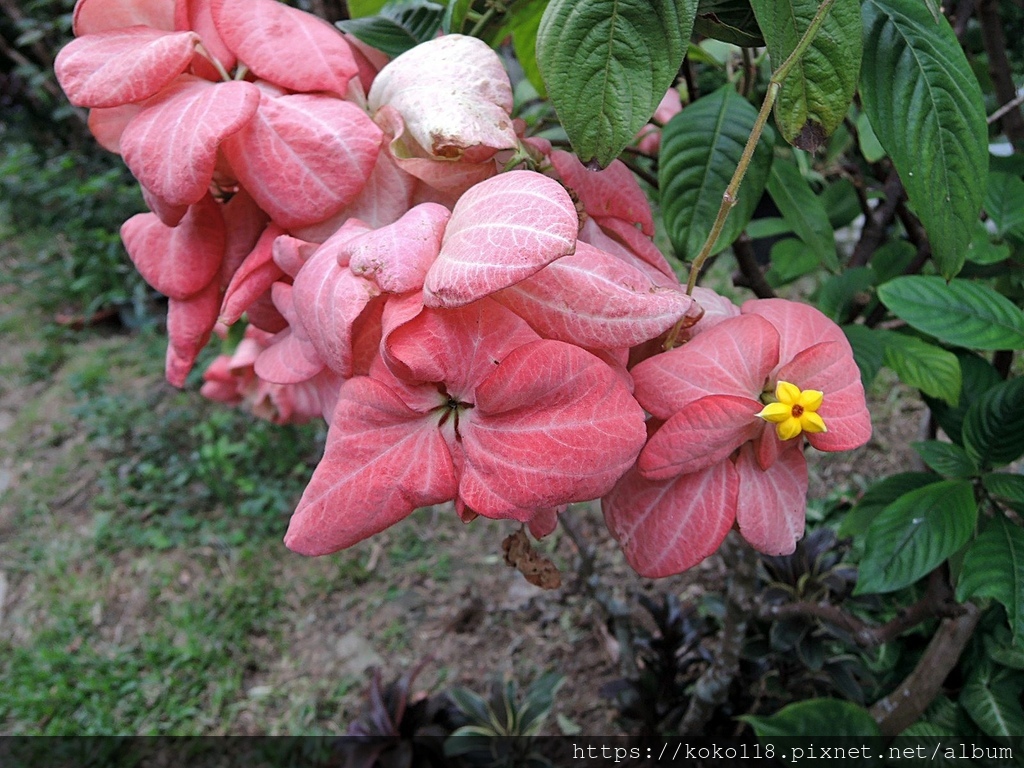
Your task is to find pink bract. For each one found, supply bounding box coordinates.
[285,299,646,555]
[605,299,871,576]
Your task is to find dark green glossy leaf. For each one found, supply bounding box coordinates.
[842,324,886,387]
[660,87,774,262]
[537,0,697,167]
[966,221,1011,266]
[765,237,818,287]
[983,473,1024,509]
[693,0,764,46]
[816,267,874,322]
[878,276,1024,350]
[868,239,916,285]
[878,330,961,407]
[741,699,880,738]
[855,479,977,594]
[911,441,978,478]
[958,516,1024,645]
[924,351,1002,445]
[766,157,838,270]
[856,111,886,163]
[821,177,861,229]
[860,0,988,278]
[750,0,862,149]
[963,378,1024,468]
[961,663,1024,738]
[986,172,1024,239]
[337,0,444,57]
[840,472,938,537]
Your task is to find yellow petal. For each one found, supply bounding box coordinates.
[797,389,824,412]
[757,402,793,423]
[800,411,828,433]
[776,417,803,441]
[775,381,801,404]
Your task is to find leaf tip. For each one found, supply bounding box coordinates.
[792,121,827,152]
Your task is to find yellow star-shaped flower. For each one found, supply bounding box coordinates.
[757,381,828,441]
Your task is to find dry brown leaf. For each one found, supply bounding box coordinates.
[501,528,562,590]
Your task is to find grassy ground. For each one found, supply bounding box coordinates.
[0,228,913,736]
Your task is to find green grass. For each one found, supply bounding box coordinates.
[0,272,352,734]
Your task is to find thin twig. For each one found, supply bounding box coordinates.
[732,235,776,298]
[666,0,840,343]
[560,506,638,678]
[680,536,757,733]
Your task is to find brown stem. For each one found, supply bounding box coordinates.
[870,603,981,738]
[978,0,1024,150]
[953,0,975,39]
[847,171,906,269]
[680,536,757,733]
[732,235,776,298]
[759,567,962,648]
[560,505,638,678]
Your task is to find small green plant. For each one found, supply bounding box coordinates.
[445,672,564,768]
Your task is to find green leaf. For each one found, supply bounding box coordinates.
[821,177,861,229]
[961,663,1024,738]
[507,0,549,97]
[965,221,1011,266]
[869,239,916,285]
[746,217,792,239]
[441,0,472,33]
[840,472,939,537]
[741,699,880,738]
[983,473,1024,509]
[962,378,1024,469]
[537,0,698,167]
[336,0,444,57]
[816,267,874,322]
[750,0,862,150]
[958,516,1024,645]
[764,238,819,287]
[878,276,1024,351]
[765,157,839,271]
[348,0,389,17]
[860,0,988,278]
[924,351,1002,445]
[911,441,978,478]
[660,87,774,262]
[855,111,886,163]
[855,479,977,594]
[879,331,961,407]
[986,172,1024,239]
[694,0,764,46]
[842,324,886,387]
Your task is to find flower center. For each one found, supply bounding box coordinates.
[756,381,827,441]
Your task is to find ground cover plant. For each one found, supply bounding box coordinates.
[3,0,1024,747]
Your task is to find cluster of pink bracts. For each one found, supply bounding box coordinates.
[56,0,871,576]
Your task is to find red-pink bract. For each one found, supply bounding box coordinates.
[56,27,199,108]
[210,0,358,97]
[285,298,646,555]
[221,93,382,229]
[423,171,578,307]
[120,77,260,207]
